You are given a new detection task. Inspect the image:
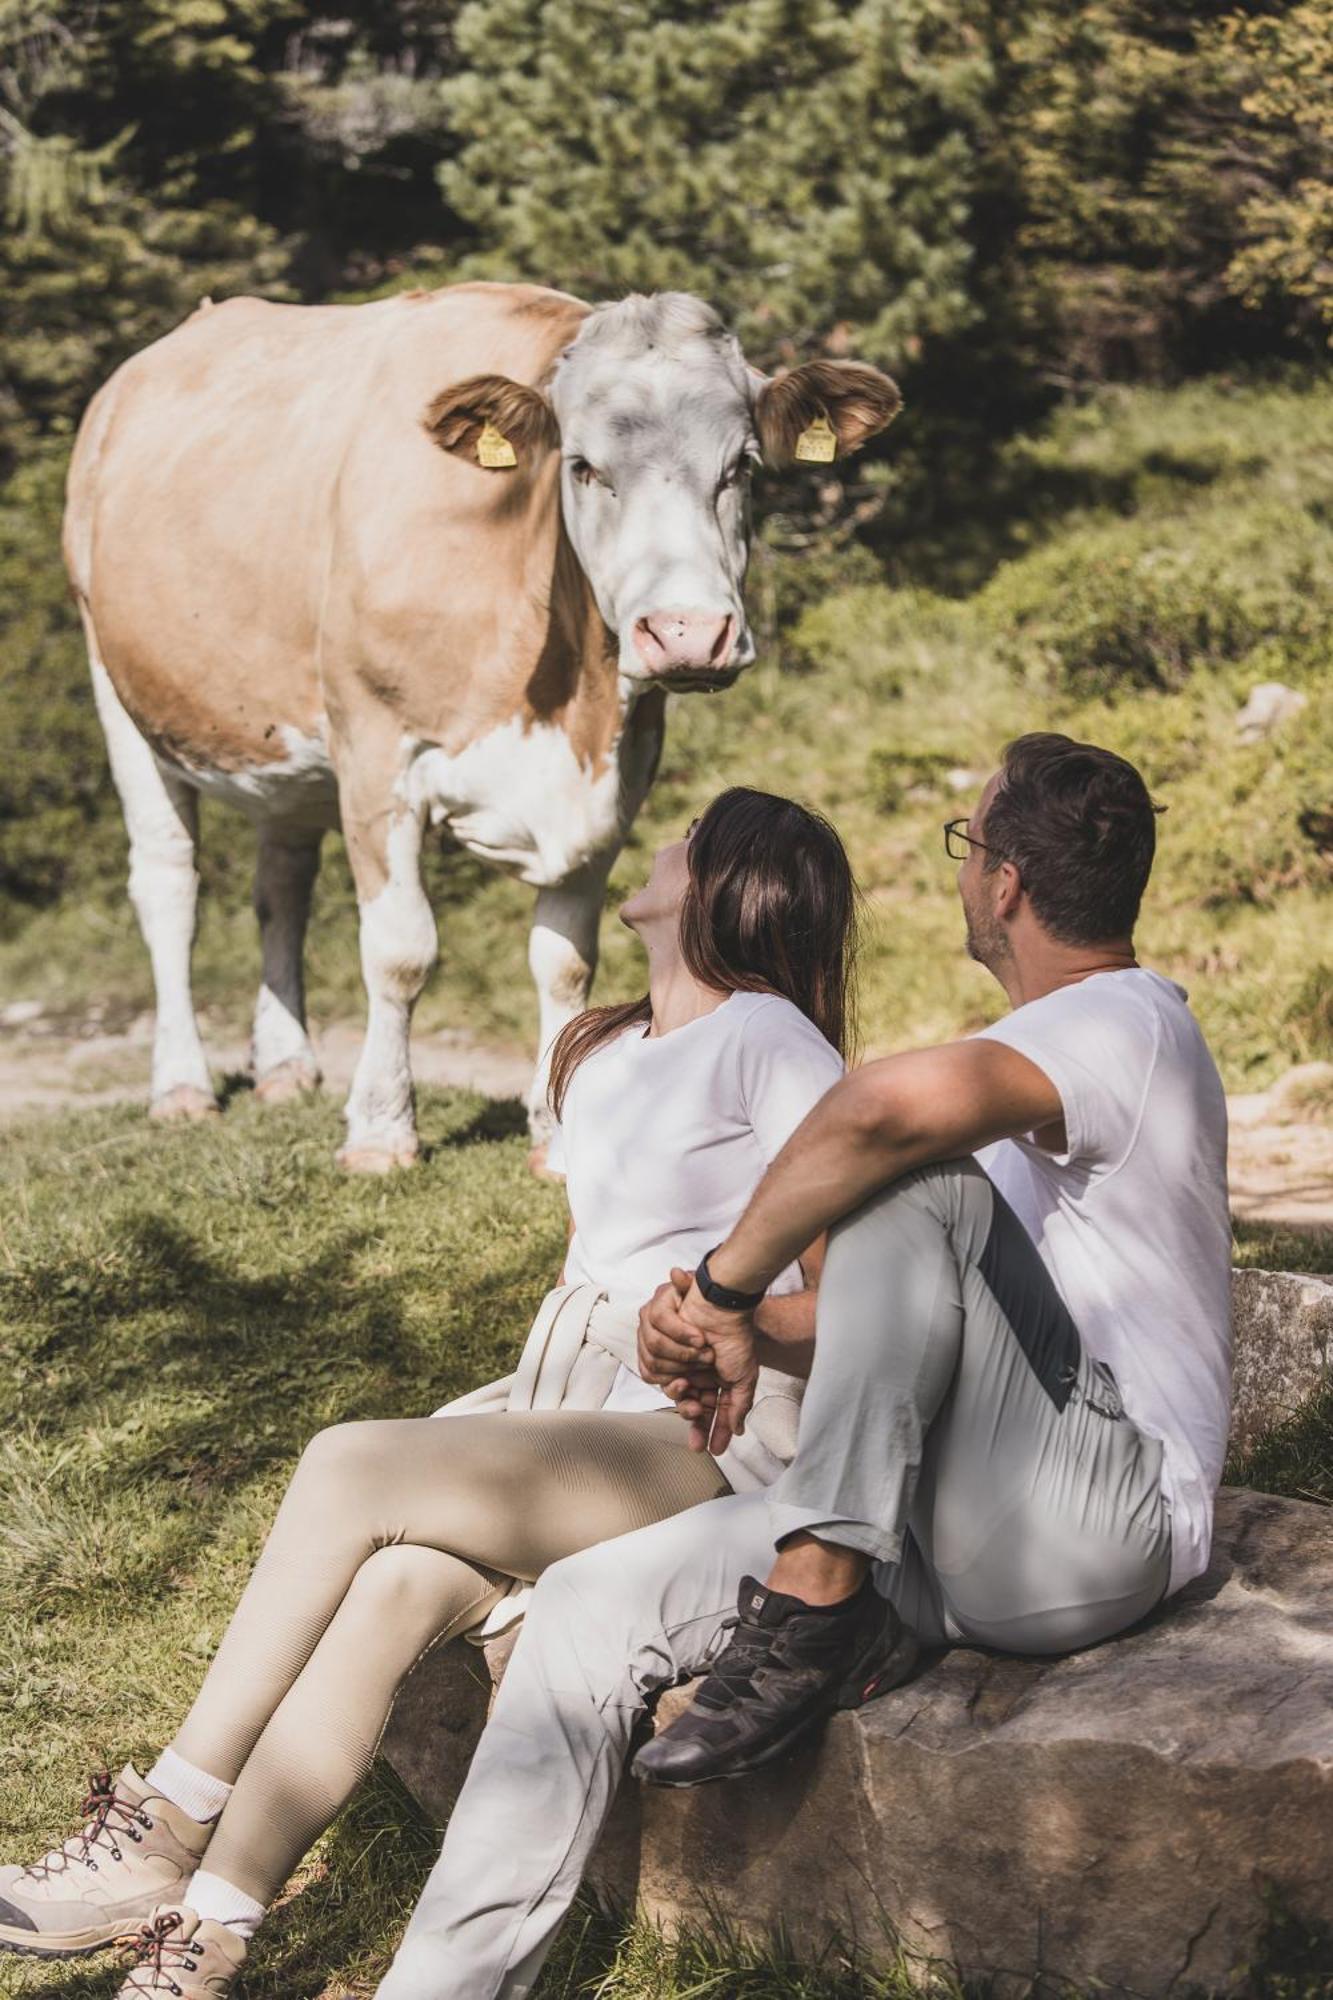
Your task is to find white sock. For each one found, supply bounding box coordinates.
[186,1869,266,1943]
[145,1747,233,1825]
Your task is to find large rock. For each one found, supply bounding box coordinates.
[1230,1267,1333,1453]
[381,1635,492,1827]
[609,1488,1333,1995]
[384,1488,1333,1996]
[1235,680,1308,744]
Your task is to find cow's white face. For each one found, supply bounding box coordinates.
[422,292,901,693]
[549,306,759,689]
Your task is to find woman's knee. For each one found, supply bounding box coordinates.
[295,1418,399,1490]
[279,1420,415,1535]
[343,1544,479,1629]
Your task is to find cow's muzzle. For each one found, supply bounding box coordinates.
[632,610,739,676]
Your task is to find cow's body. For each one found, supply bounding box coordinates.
[64,282,899,1167]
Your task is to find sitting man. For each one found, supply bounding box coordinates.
[375,732,1232,1998]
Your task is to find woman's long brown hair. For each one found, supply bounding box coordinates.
[548,787,860,1118]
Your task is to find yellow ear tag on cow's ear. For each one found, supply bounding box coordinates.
[476,421,518,469]
[794,413,838,464]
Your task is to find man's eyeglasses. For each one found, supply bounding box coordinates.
[943,818,1001,862]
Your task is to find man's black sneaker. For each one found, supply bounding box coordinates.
[631,1572,919,1789]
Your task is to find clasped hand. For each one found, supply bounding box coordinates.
[636,1267,759,1456]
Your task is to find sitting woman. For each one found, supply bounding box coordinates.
[0,786,858,1999]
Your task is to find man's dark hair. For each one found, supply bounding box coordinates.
[982,733,1159,945]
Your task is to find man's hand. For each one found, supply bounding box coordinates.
[668,1276,760,1455]
[638,1272,715,1387]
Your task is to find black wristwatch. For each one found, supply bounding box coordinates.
[695,1246,765,1313]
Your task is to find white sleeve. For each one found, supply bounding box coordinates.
[736,997,845,1165]
[976,993,1156,1172]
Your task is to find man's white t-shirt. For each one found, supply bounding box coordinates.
[974,968,1231,1595]
[549,990,845,1413]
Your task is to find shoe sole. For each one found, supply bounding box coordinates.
[0,1927,123,1961]
[638,1620,921,1790]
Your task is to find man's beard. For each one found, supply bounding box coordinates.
[964,903,1010,970]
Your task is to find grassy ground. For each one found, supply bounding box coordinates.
[4,371,1333,1089]
[0,1087,561,2000]
[1,1090,1330,1999]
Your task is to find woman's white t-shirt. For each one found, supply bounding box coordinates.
[548,990,845,1413]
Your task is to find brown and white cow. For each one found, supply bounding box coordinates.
[63,283,899,1169]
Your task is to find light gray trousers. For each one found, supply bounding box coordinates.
[379,1159,1172,1999]
[773,1157,1173,1651]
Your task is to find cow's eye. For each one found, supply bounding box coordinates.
[718,457,751,493]
[569,456,606,489]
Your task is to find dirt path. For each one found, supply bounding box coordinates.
[1227,1065,1333,1231]
[3,1006,1332,1231]
[0,1006,532,1120]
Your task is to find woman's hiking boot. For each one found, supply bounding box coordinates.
[115,1907,246,1996]
[0,1766,212,1959]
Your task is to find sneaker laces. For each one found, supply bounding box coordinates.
[692,1610,779,1708]
[692,1585,877,1711]
[21,1769,154,1882]
[117,1910,200,1992]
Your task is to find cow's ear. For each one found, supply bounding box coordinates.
[422,374,561,468]
[754,360,901,470]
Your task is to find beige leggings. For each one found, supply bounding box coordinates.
[170,1410,727,1904]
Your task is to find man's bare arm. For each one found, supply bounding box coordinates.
[749,1236,823,1377]
[708,1039,1063,1298]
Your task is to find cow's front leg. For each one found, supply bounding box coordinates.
[526,857,614,1175]
[339,770,438,1174]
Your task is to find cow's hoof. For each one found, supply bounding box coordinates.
[149,1086,220,1124]
[337,1143,419,1175]
[254,1060,321,1106]
[527,1144,563,1182]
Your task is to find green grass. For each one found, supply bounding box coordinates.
[0,1087,563,1998]
[0,1094,1329,1998]
[5,370,1333,1087]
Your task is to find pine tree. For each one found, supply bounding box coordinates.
[0,0,292,468]
[438,0,997,373]
[1003,1,1316,385]
[1221,3,1333,340]
[0,0,469,467]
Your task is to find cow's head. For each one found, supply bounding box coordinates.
[423,293,900,691]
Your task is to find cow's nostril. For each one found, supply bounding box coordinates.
[709,616,735,665]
